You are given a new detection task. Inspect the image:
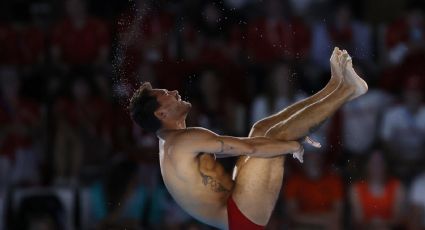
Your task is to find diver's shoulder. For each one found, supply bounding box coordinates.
[181,127,218,137]
[157,129,183,140]
[157,127,207,140]
[185,127,214,133]
[167,127,218,144]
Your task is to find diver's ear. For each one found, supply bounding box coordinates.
[154,109,167,120]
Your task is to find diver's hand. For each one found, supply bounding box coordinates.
[292,144,304,163]
[304,136,322,148]
[293,136,321,163]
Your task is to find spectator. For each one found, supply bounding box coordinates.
[349,150,405,229]
[409,171,425,230]
[250,62,305,126]
[284,151,343,229]
[385,6,425,65]
[250,63,329,146]
[342,67,394,177]
[342,86,393,156]
[88,159,147,229]
[0,68,42,186]
[311,3,372,69]
[244,0,313,63]
[197,69,226,133]
[51,0,110,68]
[380,74,425,182]
[53,76,112,185]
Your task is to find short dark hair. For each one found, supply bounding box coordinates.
[129,83,162,133]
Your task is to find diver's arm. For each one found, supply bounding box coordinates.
[176,127,302,160]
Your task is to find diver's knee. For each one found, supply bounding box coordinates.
[265,127,291,141]
[250,121,268,137]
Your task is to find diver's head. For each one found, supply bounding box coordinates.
[129,82,191,132]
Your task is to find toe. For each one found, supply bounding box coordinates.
[342,53,349,67]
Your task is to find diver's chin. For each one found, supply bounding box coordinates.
[182,100,192,108]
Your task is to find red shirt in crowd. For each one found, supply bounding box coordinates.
[284,172,344,214]
[245,17,311,63]
[245,18,292,63]
[0,99,41,159]
[51,17,110,65]
[354,179,401,221]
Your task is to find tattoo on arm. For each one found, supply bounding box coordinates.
[200,171,230,193]
[218,139,224,153]
[217,139,235,154]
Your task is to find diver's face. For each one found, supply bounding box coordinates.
[151,88,191,121]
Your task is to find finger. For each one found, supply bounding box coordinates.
[293,151,301,163]
[305,136,322,148]
[298,148,304,163]
[296,145,304,163]
[293,149,300,161]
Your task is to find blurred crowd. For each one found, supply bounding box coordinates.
[0,0,425,229]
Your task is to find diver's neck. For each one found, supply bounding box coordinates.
[157,120,186,139]
[162,119,187,130]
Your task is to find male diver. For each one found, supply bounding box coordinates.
[129,48,367,229]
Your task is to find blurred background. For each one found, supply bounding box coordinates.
[0,0,425,229]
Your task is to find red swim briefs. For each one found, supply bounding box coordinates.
[227,196,265,230]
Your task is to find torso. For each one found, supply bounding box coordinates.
[158,134,234,229]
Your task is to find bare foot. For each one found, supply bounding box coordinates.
[330,47,343,83]
[341,50,368,100]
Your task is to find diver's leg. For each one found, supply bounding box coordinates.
[250,47,343,136]
[232,47,346,180]
[230,50,367,226]
[264,51,367,141]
